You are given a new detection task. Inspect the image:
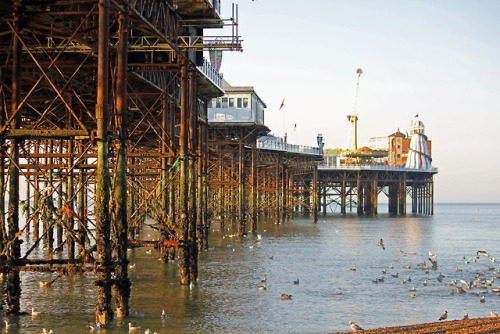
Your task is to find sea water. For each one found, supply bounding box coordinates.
[3,203,499,333]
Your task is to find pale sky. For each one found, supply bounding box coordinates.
[213,0,500,203]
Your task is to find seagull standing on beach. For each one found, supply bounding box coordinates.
[439,310,448,321]
[349,321,364,331]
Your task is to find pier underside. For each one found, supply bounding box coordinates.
[318,168,435,216]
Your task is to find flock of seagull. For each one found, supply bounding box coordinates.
[1,310,166,333]
[347,238,500,331]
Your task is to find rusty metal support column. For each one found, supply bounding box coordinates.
[113,7,130,319]
[66,139,75,258]
[178,60,190,285]
[6,8,22,314]
[203,120,209,249]
[47,141,54,249]
[188,70,198,282]
[371,179,378,215]
[0,67,5,254]
[430,180,434,215]
[250,148,257,231]
[33,144,40,241]
[218,153,225,228]
[281,166,287,222]
[340,178,346,216]
[357,177,363,216]
[0,141,5,252]
[167,101,176,261]
[57,142,64,248]
[160,94,170,262]
[388,183,398,214]
[312,166,318,223]
[275,159,280,224]
[25,174,30,234]
[322,185,326,215]
[78,168,86,254]
[364,181,371,215]
[398,178,406,215]
[95,0,113,324]
[237,129,245,234]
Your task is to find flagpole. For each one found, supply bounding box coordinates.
[283,108,286,142]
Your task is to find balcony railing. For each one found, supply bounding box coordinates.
[256,140,323,156]
[198,58,223,89]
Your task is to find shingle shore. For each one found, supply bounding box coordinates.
[332,317,500,333]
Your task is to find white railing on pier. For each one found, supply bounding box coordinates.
[256,140,323,156]
[319,163,438,173]
[197,58,223,89]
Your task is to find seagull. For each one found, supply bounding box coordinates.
[388,263,394,269]
[257,285,267,290]
[428,256,438,269]
[161,310,168,319]
[89,322,102,331]
[128,323,141,331]
[462,313,469,320]
[491,310,499,317]
[293,279,300,285]
[480,296,485,303]
[410,294,417,298]
[32,307,42,316]
[422,280,428,286]
[391,273,399,278]
[134,311,146,318]
[410,287,417,292]
[39,281,50,288]
[281,294,292,300]
[350,267,357,271]
[439,310,448,321]
[257,234,262,241]
[456,266,462,272]
[378,239,385,250]
[349,321,364,331]
[477,250,489,258]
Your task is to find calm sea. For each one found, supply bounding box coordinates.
[4,203,500,333]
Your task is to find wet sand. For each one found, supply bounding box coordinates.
[333,317,500,333]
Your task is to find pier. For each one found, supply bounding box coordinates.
[0,0,437,327]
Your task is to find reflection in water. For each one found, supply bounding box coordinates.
[3,204,500,333]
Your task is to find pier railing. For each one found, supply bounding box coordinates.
[197,58,223,89]
[319,163,438,173]
[256,140,323,155]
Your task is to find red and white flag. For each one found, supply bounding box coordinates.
[279,99,285,110]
